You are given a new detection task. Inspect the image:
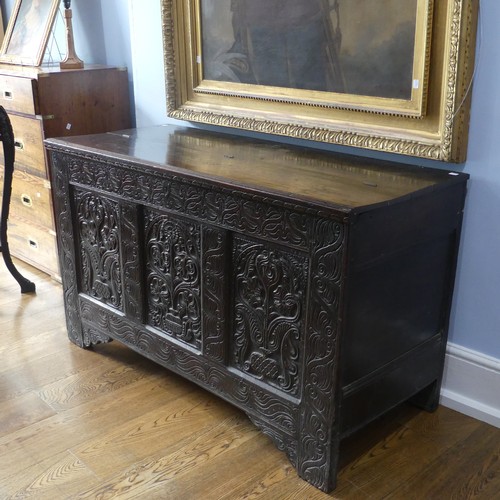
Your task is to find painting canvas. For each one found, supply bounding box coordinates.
[201,0,420,103]
[0,0,60,66]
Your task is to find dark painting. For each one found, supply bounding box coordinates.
[201,0,419,100]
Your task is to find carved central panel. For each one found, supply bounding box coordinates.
[232,237,309,396]
[75,191,122,310]
[144,211,202,349]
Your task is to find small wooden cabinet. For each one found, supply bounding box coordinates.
[0,64,131,279]
[45,125,468,492]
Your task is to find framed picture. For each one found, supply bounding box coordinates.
[162,0,479,162]
[0,0,60,66]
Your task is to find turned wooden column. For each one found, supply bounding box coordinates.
[60,0,84,70]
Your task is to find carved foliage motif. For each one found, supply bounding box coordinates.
[145,210,202,349]
[170,108,443,160]
[75,190,123,310]
[232,237,308,396]
[68,156,312,249]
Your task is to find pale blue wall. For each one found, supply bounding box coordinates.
[3,0,499,359]
[2,0,131,66]
[448,0,500,358]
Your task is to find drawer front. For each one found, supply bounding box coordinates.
[1,114,47,177]
[0,168,54,228]
[6,216,60,279]
[0,76,37,115]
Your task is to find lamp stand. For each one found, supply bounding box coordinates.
[60,8,84,70]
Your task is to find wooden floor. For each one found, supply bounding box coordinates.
[1,259,500,499]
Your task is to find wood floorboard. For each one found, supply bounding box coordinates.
[1,259,499,499]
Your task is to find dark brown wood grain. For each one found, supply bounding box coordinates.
[48,125,462,209]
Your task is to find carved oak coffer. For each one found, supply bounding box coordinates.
[45,125,468,492]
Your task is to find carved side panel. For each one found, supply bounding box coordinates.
[75,190,123,310]
[144,210,202,349]
[202,226,228,363]
[231,236,309,397]
[298,220,345,492]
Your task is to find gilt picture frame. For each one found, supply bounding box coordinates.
[0,0,60,66]
[162,0,479,162]
[0,9,4,48]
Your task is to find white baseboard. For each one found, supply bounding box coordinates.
[440,343,500,428]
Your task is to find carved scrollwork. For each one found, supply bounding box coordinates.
[298,219,345,491]
[50,153,85,346]
[144,210,202,349]
[82,326,111,346]
[67,156,314,249]
[441,0,476,161]
[75,191,123,310]
[232,237,308,396]
[247,413,298,468]
[79,297,298,434]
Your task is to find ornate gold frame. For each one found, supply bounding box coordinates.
[162,0,479,162]
[0,0,60,67]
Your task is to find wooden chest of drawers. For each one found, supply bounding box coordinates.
[0,64,131,279]
[45,125,468,492]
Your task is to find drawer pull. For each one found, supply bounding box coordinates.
[14,140,24,150]
[21,194,33,207]
[28,238,39,250]
[3,90,13,99]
